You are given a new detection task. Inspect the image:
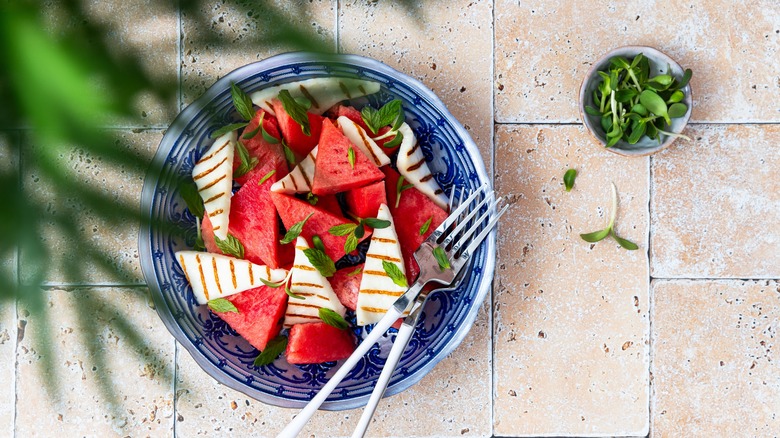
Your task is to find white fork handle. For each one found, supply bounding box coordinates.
[351,320,416,438]
[277,289,419,438]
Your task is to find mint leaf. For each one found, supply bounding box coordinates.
[395,175,415,208]
[419,217,432,236]
[346,266,363,277]
[383,130,403,149]
[563,169,577,192]
[432,246,450,271]
[353,224,365,238]
[361,100,404,135]
[179,181,204,218]
[257,170,276,185]
[347,146,355,169]
[259,276,286,288]
[278,89,311,136]
[312,235,326,253]
[214,233,245,259]
[231,82,255,121]
[282,140,296,167]
[233,140,259,179]
[306,192,318,205]
[280,212,314,245]
[361,218,390,229]
[579,228,610,242]
[207,298,238,313]
[253,335,287,367]
[344,233,359,255]
[303,247,336,277]
[210,122,248,139]
[318,308,349,330]
[328,223,358,236]
[382,260,408,288]
[242,124,261,140]
[285,284,306,300]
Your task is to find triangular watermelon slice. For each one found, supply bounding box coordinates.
[314,194,344,217]
[383,166,448,282]
[329,264,363,311]
[271,99,323,159]
[202,159,294,269]
[234,109,288,185]
[312,119,384,196]
[326,104,401,154]
[344,181,386,219]
[270,192,369,262]
[286,322,355,365]
[213,285,288,352]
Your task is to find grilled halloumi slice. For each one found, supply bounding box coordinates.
[250,77,381,116]
[355,204,408,326]
[395,123,449,210]
[192,131,236,240]
[337,116,391,168]
[270,146,317,194]
[175,251,288,305]
[283,237,346,328]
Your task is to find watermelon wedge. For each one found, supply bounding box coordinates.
[329,264,363,311]
[270,192,368,262]
[234,109,288,185]
[383,166,448,282]
[314,194,344,217]
[344,181,386,219]
[202,160,294,269]
[271,99,323,159]
[327,104,369,131]
[312,119,384,196]
[286,322,355,364]
[214,285,288,351]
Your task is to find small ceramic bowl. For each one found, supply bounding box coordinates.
[578,46,692,157]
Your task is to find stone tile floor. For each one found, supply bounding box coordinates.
[5,1,779,437]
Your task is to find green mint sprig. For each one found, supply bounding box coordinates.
[318,308,349,330]
[395,175,415,208]
[328,217,391,254]
[231,82,255,121]
[361,99,405,148]
[432,246,450,271]
[579,182,638,250]
[257,170,275,185]
[382,260,408,288]
[303,247,336,277]
[233,141,259,179]
[207,298,238,314]
[563,169,577,192]
[214,233,245,259]
[280,212,314,245]
[253,335,287,367]
[278,89,311,136]
[210,122,248,139]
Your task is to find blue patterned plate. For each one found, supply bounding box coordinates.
[139,52,494,410]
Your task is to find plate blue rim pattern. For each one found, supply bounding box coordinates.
[139,52,495,410]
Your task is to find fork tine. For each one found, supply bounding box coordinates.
[447,185,457,211]
[429,184,486,242]
[442,194,491,248]
[451,195,500,253]
[457,198,510,258]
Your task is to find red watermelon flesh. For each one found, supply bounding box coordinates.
[344,181,386,219]
[271,99,323,159]
[314,194,343,218]
[286,322,355,364]
[329,264,363,310]
[327,104,370,132]
[312,119,384,196]
[214,285,288,351]
[234,109,288,185]
[270,192,369,262]
[201,160,294,269]
[383,166,448,282]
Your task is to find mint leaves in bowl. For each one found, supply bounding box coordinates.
[579,46,693,156]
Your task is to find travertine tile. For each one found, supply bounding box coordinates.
[493,125,649,436]
[181,0,337,105]
[494,0,780,123]
[652,279,780,437]
[340,0,494,170]
[15,287,175,437]
[651,125,780,279]
[43,0,179,126]
[175,303,491,437]
[20,130,161,285]
[0,132,17,437]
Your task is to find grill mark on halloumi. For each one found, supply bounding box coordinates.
[292,292,328,300]
[212,225,221,231]
[434,188,444,195]
[360,289,405,297]
[229,259,237,289]
[372,237,397,244]
[196,140,230,164]
[193,156,228,180]
[358,85,367,95]
[360,306,388,313]
[179,255,191,283]
[292,282,324,289]
[248,262,254,285]
[290,173,300,191]
[355,121,381,165]
[285,313,321,320]
[420,174,433,183]
[208,208,224,218]
[196,254,209,301]
[338,81,352,99]
[212,257,223,295]
[407,158,426,172]
[204,192,225,204]
[366,253,402,263]
[198,174,226,192]
[407,142,420,157]
[295,246,308,251]
[299,84,319,109]
[363,270,389,277]
[293,264,316,271]
[265,266,271,279]
[288,302,323,310]
[299,166,312,188]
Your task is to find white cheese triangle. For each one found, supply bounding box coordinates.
[336,116,391,168]
[355,204,408,326]
[270,146,317,194]
[192,131,236,240]
[250,77,381,116]
[283,237,346,328]
[175,251,288,305]
[395,123,449,210]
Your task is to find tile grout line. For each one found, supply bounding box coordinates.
[490,0,496,435]
[493,121,780,126]
[12,131,20,438]
[335,0,340,53]
[646,154,654,438]
[173,2,183,436]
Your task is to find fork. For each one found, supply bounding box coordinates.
[277,185,509,438]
